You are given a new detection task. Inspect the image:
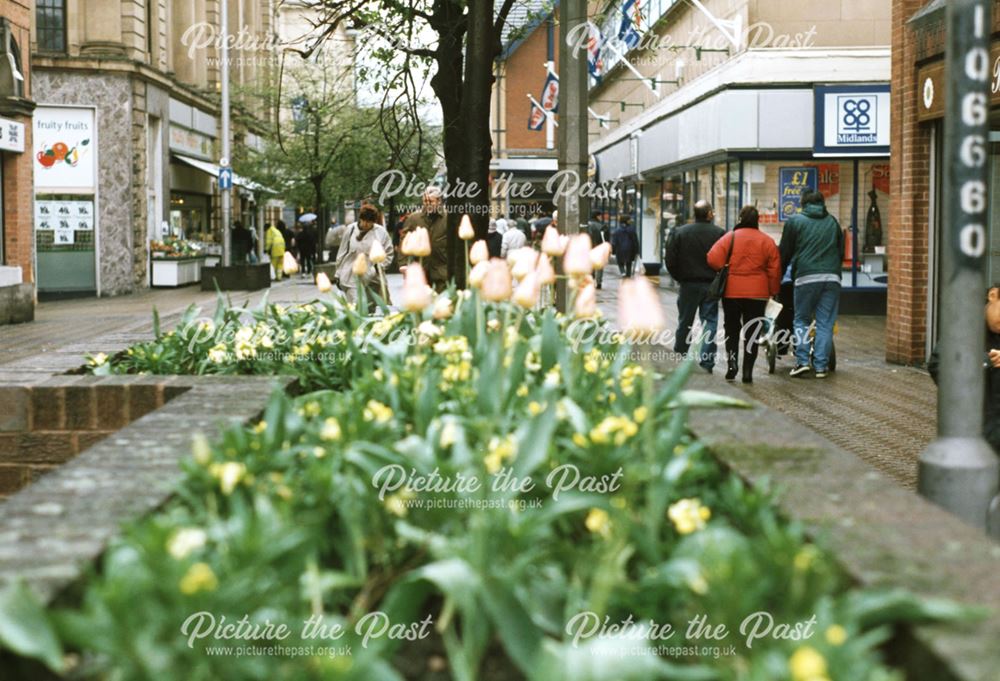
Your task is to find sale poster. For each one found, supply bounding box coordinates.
[778,167,818,220]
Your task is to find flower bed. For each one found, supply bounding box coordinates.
[4,237,976,680]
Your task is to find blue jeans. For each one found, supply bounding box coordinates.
[675,281,719,370]
[793,281,841,371]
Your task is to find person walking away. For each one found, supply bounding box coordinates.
[400,187,448,290]
[326,220,347,259]
[664,200,725,373]
[335,205,394,311]
[486,219,503,258]
[500,217,527,258]
[778,190,845,379]
[264,222,286,281]
[707,206,781,383]
[587,211,609,289]
[611,217,640,278]
[279,220,296,262]
[495,215,509,235]
[928,285,1000,453]
[230,220,252,264]
[297,221,317,276]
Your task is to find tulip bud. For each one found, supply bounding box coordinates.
[282,251,299,275]
[590,242,612,269]
[512,272,540,309]
[369,240,387,264]
[618,277,666,335]
[470,239,489,265]
[401,262,433,311]
[400,231,414,256]
[510,248,539,280]
[458,214,475,241]
[541,226,566,256]
[352,253,369,277]
[563,234,593,277]
[535,254,556,286]
[408,227,432,257]
[481,259,513,302]
[316,272,333,293]
[575,283,597,318]
[469,261,490,288]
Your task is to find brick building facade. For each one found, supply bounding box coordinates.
[0,0,35,324]
[888,0,1000,364]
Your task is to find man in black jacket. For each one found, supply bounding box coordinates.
[665,200,725,373]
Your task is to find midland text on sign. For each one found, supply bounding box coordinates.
[813,85,891,157]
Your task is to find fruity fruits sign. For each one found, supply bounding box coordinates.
[37,139,89,169]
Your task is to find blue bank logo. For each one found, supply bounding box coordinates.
[836,96,878,145]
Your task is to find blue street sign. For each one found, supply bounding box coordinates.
[219,167,233,190]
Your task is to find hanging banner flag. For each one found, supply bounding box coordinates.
[528,101,546,130]
[619,0,642,50]
[587,22,604,81]
[540,71,559,113]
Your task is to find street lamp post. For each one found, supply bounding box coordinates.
[555,0,589,312]
[918,0,1000,536]
[220,0,232,267]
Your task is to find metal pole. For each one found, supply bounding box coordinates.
[220,0,232,267]
[556,0,589,312]
[918,0,1000,536]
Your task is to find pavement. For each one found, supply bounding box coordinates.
[0,265,935,489]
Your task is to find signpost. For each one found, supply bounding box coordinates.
[918,0,1000,537]
[220,0,232,267]
[218,166,233,191]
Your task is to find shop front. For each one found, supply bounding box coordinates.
[33,105,98,297]
[594,84,890,314]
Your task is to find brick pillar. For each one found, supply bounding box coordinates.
[2,123,35,283]
[887,0,933,365]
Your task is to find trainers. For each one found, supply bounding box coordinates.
[814,370,828,379]
[789,365,811,378]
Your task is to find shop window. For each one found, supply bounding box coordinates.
[36,0,66,53]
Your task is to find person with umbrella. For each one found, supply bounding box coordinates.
[296,213,318,277]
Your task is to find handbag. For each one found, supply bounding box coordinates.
[706,231,736,302]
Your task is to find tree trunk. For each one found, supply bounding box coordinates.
[461,0,495,251]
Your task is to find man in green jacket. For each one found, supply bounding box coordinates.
[778,191,845,379]
[400,187,448,290]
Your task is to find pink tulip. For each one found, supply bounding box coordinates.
[369,240,387,264]
[469,260,490,288]
[316,272,333,293]
[405,227,432,257]
[481,259,513,302]
[470,239,489,265]
[512,272,540,309]
[535,254,556,286]
[575,283,597,318]
[401,262,433,311]
[352,252,369,277]
[618,276,666,334]
[590,242,612,268]
[562,233,593,277]
[541,226,566,256]
[510,248,539,280]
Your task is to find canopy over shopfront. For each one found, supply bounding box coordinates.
[172,154,271,193]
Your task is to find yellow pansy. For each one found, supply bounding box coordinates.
[191,434,212,466]
[210,461,247,496]
[321,417,342,441]
[667,498,711,535]
[788,646,829,681]
[633,406,648,424]
[179,562,218,595]
[585,508,611,537]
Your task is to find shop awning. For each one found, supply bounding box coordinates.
[172,154,272,193]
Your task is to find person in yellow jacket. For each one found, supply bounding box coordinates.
[264,223,286,281]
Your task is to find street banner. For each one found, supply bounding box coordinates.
[778,167,818,221]
[540,71,559,113]
[528,101,546,130]
[619,0,642,50]
[587,22,604,81]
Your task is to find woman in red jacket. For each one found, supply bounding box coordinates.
[707,206,781,384]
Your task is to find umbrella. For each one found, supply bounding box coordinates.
[298,213,317,223]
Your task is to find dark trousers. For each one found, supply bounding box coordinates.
[300,251,315,274]
[675,281,719,370]
[619,257,636,277]
[722,298,768,375]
